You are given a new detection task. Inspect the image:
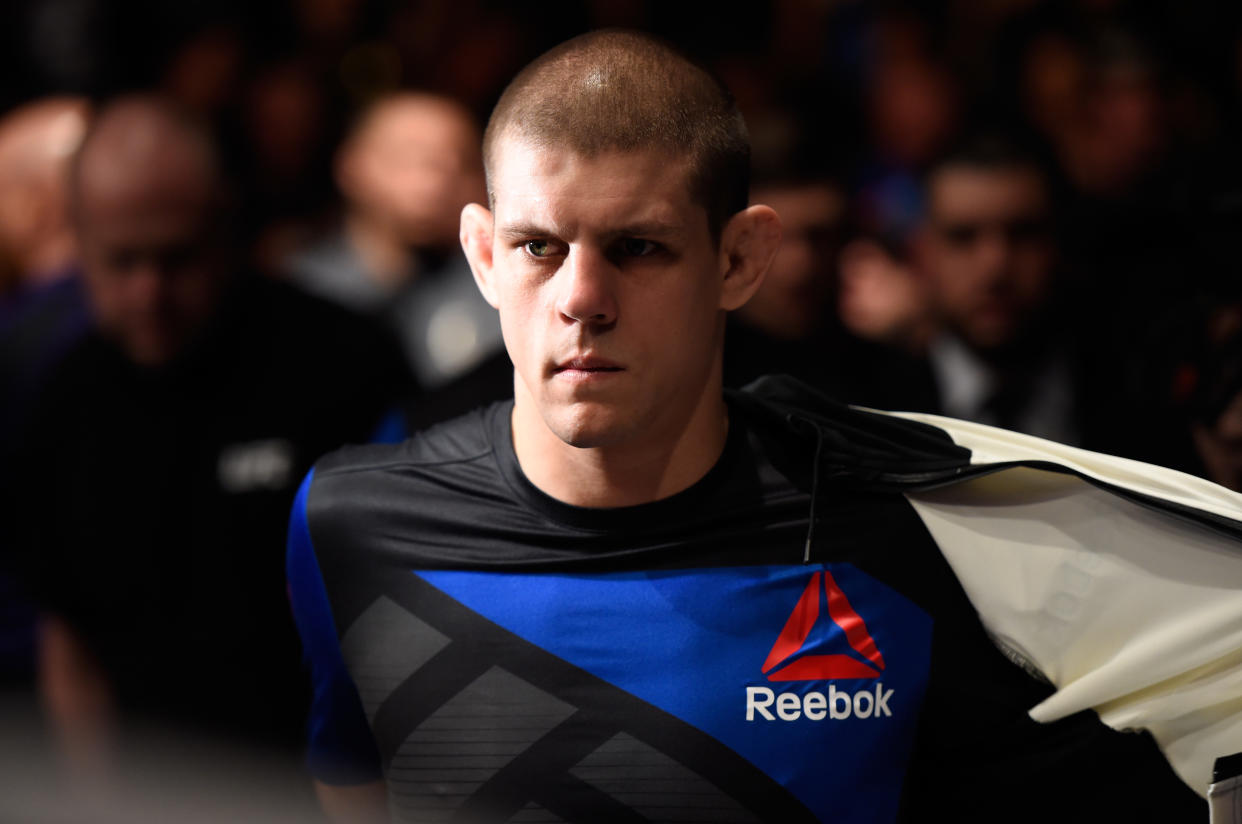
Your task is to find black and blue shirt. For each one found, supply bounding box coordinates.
[287,380,1201,822]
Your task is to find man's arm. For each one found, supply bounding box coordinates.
[37,614,116,781]
[287,469,388,819]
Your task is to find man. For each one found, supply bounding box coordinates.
[0,97,94,453]
[286,92,503,389]
[0,97,89,297]
[916,135,1098,446]
[289,32,1235,823]
[8,96,411,770]
[0,97,91,690]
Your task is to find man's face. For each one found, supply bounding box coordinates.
[77,176,225,367]
[480,140,728,449]
[921,165,1055,353]
[344,100,485,250]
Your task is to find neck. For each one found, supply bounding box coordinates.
[510,367,730,509]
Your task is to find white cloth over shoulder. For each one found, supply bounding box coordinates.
[884,411,1242,798]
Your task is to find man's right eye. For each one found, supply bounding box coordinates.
[525,239,553,257]
[939,224,981,247]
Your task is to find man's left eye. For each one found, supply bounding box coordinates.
[619,238,657,257]
[525,239,553,257]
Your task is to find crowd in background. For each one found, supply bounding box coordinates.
[2,0,1242,816]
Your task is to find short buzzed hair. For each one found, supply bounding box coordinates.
[483,30,750,240]
[926,133,1049,189]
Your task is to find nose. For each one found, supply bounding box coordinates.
[975,229,1012,284]
[556,246,618,327]
[126,259,171,313]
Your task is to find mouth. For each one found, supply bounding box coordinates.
[553,356,625,379]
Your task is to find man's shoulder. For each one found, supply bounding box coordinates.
[306,403,506,525]
[316,402,500,480]
[300,402,530,569]
[731,375,972,489]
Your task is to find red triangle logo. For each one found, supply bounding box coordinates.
[762,571,886,682]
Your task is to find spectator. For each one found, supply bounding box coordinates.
[916,134,1098,445]
[1044,26,1186,327]
[0,97,88,297]
[851,10,961,261]
[286,91,502,389]
[238,54,338,277]
[0,97,93,445]
[0,98,92,692]
[8,95,411,772]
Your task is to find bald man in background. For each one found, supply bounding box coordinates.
[6,95,411,774]
[286,92,503,390]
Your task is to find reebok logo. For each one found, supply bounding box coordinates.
[746,684,893,721]
[764,570,886,680]
[747,570,894,722]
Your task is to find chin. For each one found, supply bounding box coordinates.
[544,401,639,450]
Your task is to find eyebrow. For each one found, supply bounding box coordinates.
[496,219,686,243]
[496,221,553,242]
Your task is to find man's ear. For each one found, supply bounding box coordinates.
[718,204,782,311]
[460,203,498,308]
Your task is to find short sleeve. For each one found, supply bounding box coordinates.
[286,468,384,784]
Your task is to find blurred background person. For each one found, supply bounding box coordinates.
[236,52,341,277]
[0,97,92,452]
[850,8,961,274]
[0,98,90,701]
[0,97,88,298]
[1053,25,1185,336]
[6,95,410,779]
[828,8,955,402]
[285,91,502,390]
[915,133,1106,447]
[908,130,1153,455]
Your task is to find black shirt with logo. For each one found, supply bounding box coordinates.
[9,276,411,750]
[289,388,1201,822]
